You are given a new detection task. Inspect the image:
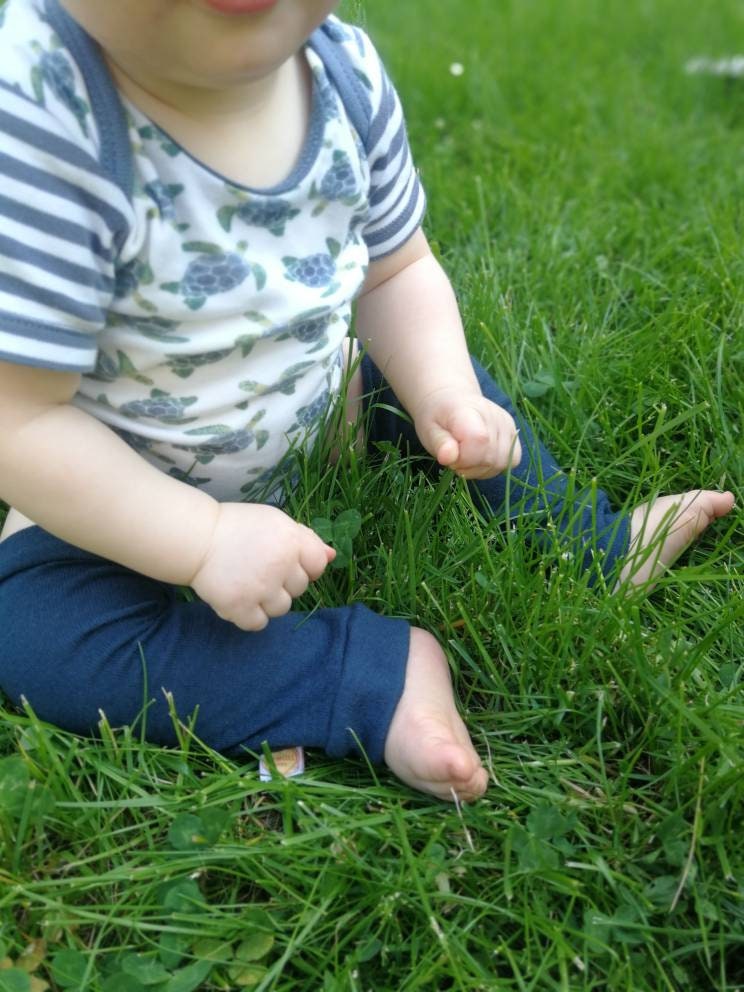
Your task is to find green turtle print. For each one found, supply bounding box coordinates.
[135,119,182,158]
[309,150,362,216]
[174,411,270,465]
[142,180,186,221]
[274,308,338,354]
[120,389,199,426]
[30,37,89,135]
[115,259,158,313]
[287,388,332,434]
[167,466,213,489]
[238,361,316,400]
[218,192,300,237]
[161,241,267,311]
[91,350,154,387]
[283,238,351,298]
[106,314,190,345]
[164,349,235,380]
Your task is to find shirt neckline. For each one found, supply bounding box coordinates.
[119,53,327,197]
[42,0,329,198]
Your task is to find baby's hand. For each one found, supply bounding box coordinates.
[190,503,335,631]
[414,388,522,479]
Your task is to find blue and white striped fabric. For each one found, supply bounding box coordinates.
[0,0,133,371]
[0,83,130,370]
[344,28,427,259]
[0,4,424,370]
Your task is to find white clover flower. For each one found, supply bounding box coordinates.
[685,55,744,77]
[449,62,465,77]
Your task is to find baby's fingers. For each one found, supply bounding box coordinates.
[482,412,521,473]
[218,603,270,632]
[298,525,336,581]
[442,408,490,467]
[261,587,293,619]
[453,425,521,477]
[434,434,460,467]
[284,563,311,599]
[501,428,522,469]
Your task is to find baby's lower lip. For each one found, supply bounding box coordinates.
[202,0,278,14]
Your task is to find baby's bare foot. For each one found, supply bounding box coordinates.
[618,489,735,590]
[384,629,488,802]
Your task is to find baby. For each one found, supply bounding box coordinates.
[0,0,734,802]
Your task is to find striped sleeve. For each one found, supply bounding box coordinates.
[0,79,130,372]
[346,27,426,260]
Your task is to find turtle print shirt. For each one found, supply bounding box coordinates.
[0,0,426,502]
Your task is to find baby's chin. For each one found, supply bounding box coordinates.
[68,0,337,98]
[178,0,339,81]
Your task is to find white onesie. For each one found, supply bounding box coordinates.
[0,0,425,501]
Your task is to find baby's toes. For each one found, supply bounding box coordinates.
[700,490,735,522]
[456,765,489,802]
[674,490,733,544]
[447,753,488,802]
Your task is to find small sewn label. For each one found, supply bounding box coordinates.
[259,746,305,782]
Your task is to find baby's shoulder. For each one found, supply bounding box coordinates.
[0,0,101,156]
[315,14,388,89]
[309,13,393,146]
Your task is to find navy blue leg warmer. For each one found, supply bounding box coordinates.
[361,353,629,580]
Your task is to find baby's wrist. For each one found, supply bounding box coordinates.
[184,496,224,588]
[411,382,482,420]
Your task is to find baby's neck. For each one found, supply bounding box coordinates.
[105,51,290,124]
[106,54,313,189]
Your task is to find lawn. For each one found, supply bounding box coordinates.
[1,0,743,989]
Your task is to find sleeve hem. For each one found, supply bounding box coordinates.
[0,311,98,371]
[0,348,95,373]
[366,221,425,261]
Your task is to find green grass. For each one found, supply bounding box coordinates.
[1,0,743,989]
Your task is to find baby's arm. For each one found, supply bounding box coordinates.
[0,362,333,630]
[356,229,521,479]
